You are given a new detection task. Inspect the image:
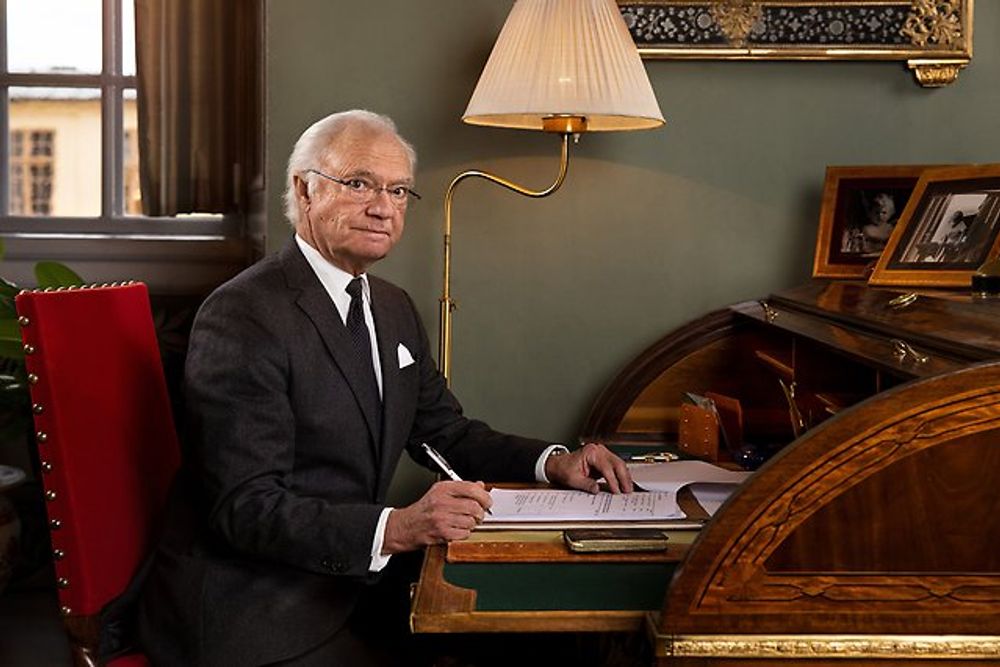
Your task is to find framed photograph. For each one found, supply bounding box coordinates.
[812,166,926,280]
[617,1,973,87]
[869,165,1000,288]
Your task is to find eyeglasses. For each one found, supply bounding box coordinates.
[305,169,421,208]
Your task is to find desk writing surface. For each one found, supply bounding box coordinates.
[410,529,696,634]
[410,448,718,634]
[443,561,673,612]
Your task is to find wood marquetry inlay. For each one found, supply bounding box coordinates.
[696,386,1000,610]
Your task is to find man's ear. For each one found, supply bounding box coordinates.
[293,174,310,210]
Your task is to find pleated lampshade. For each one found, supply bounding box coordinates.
[463,0,664,132]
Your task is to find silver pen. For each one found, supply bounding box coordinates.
[420,442,492,515]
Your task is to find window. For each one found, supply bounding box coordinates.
[10,129,55,215]
[0,0,253,294]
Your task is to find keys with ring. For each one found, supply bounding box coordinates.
[628,452,679,463]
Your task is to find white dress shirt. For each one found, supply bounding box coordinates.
[295,235,565,572]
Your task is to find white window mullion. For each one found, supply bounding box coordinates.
[102,0,117,218]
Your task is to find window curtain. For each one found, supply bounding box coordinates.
[135,0,261,217]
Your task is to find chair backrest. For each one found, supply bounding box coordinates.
[16,282,181,620]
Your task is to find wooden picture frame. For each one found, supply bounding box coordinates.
[617,1,974,87]
[869,164,1000,288]
[812,166,926,280]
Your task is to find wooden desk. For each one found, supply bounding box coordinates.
[415,282,1000,663]
[584,282,1000,664]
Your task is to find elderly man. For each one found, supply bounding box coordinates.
[138,110,633,666]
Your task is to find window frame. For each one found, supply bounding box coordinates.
[0,0,243,243]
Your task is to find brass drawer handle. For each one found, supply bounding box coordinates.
[891,338,929,364]
[888,292,919,309]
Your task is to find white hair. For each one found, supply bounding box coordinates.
[283,109,417,226]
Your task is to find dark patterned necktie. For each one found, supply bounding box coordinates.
[346,277,382,411]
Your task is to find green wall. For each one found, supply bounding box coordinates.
[266,1,999,497]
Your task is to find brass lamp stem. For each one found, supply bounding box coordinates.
[439,131,572,385]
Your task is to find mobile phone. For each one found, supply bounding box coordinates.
[563,528,669,553]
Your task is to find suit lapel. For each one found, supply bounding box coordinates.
[281,241,383,449]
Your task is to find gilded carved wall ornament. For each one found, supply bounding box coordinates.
[903,0,963,48]
[709,0,762,48]
[618,1,973,87]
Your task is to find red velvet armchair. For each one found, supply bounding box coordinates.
[16,282,181,666]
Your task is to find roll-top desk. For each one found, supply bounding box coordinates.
[582,280,1000,664]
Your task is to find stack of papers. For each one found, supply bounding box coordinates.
[482,460,752,527]
[627,460,751,517]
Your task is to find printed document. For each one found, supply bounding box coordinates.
[484,488,683,523]
[483,460,752,523]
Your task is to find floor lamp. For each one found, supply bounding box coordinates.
[439,0,665,385]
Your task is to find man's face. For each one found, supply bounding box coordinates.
[295,129,413,275]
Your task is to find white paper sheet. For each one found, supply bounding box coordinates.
[687,483,738,516]
[481,461,751,524]
[484,488,684,523]
[627,460,751,493]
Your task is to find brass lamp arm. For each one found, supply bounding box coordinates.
[438,132,572,385]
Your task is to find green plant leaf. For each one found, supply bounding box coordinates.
[0,318,25,360]
[0,296,16,319]
[35,261,84,288]
[0,276,19,300]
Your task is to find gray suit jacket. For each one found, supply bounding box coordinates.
[138,240,549,666]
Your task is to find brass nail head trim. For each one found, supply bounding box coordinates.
[57,577,69,588]
[52,549,65,560]
[27,373,38,384]
[41,461,52,473]
[45,490,57,501]
[60,606,72,617]
[32,403,43,414]
[36,431,48,443]
[17,315,29,326]
[23,343,35,355]
[49,519,62,530]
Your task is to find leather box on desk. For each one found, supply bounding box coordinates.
[678,403,719,462]
[678,392,744,463]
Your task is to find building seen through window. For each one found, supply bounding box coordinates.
[11,129,56,215]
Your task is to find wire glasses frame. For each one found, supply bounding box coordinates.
[305,169,421,208]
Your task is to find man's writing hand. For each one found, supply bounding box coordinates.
[545,442,634,494]
[382,480,492,554]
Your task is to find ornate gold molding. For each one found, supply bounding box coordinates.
[709,1,763,48]
[655,633,1000,659]
[903,0,964,48]
[908,59,967,87]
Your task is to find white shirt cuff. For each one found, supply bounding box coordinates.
[368,507,394,572]
[534,444,569,483]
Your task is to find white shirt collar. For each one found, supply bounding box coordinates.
[294,234,369,322]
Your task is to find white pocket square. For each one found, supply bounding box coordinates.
[397,343,415,369]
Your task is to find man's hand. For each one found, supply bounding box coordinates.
[381,480,492,554]
[545,442,634,494]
